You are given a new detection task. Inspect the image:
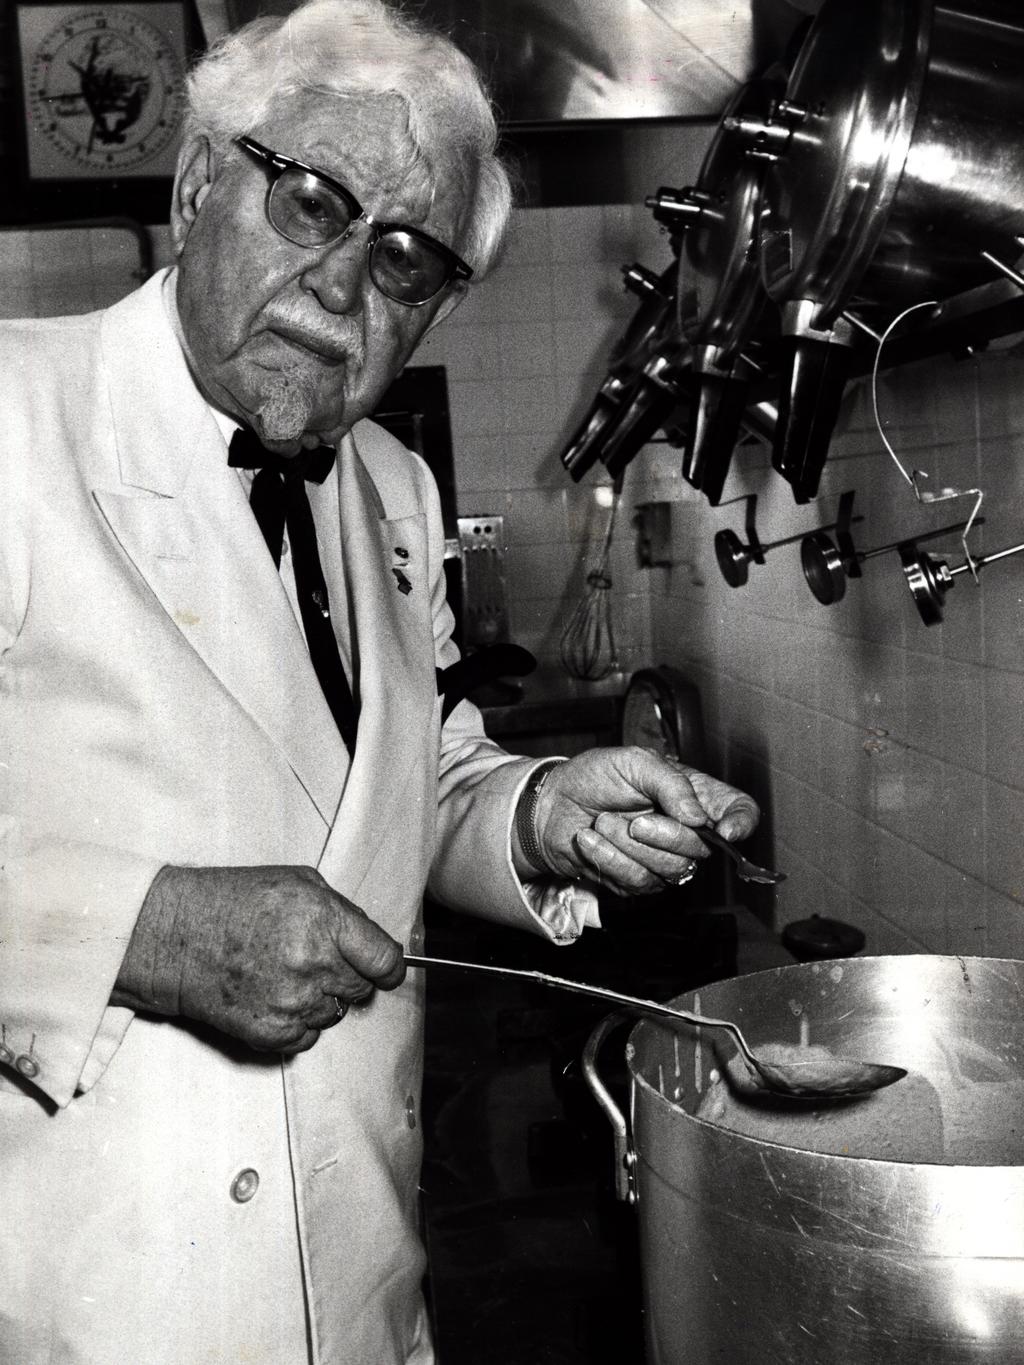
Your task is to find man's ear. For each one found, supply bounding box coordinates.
[169,134,215,258]
[424,278,469,333]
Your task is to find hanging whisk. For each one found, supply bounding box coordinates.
[560,479,623,681]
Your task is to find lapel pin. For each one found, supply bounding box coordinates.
[391,545,413,594]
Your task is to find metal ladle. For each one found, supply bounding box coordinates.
[404,954,906,1100]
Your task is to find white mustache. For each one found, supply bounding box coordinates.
[262,303,365,369]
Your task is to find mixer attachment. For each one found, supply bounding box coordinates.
[802,516,981,607]
[901,537,1024,625]
[715,492,861,590]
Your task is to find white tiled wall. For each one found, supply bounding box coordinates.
[0,224,168,317]
[624,327,1024,961]
[414,203,670,675]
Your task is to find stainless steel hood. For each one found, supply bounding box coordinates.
[210,0,820,123]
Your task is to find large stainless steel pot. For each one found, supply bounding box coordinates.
[584,955,1024,1363]
[729,0,1024,501]
[759,0,1024,322]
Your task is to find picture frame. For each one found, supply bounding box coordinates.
[9,0,198,223]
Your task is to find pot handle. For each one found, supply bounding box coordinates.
[581,1011,638,1205]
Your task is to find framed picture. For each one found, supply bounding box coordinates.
[10,0,196,222]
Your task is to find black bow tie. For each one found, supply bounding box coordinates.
[228,429,337,566]
[228,428,336,480]
[227,428,357,753]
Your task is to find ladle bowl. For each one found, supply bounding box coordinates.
[404,954,904,1101]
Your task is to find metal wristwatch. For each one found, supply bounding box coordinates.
[515,758,564,873]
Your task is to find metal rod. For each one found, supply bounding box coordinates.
[861,517,979,563]
[948,540,1024,579]
[980,249,1024,293]
[764,520,847,554]
[841,310,883,344]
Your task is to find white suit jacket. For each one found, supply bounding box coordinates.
[0,272,593,1364]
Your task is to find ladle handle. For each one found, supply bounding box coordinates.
[403,953,737,1037]
[406,952,672,1015]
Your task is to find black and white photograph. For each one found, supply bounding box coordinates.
[1,1,1023,1362]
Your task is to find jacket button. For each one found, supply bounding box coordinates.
[0,1045,13,1066]
[15,1055,39,1079]
[230,1168,259,1203]
[405,1095,416,1130]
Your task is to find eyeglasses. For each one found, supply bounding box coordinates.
[234,135,473,307]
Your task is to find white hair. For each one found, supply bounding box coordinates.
[184,0,513,276]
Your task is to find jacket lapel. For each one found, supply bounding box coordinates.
[92,273,347,825]
[316,440,438,895]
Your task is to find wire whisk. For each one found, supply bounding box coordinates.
[560,481,622,681]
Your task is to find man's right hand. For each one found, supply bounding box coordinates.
[112,865,406,1054]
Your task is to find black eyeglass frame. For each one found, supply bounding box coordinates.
[234,134,474,307]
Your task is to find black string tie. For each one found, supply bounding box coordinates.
[228,428,358,754]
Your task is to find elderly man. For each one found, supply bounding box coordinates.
[0,1,757,1360]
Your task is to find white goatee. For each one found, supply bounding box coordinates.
[254,371,326,445]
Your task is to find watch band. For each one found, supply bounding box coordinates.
[515,758,564,874]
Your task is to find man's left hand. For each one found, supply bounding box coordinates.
[524,746,759,896]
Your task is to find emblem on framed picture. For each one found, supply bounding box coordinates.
[11,0,196,219]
